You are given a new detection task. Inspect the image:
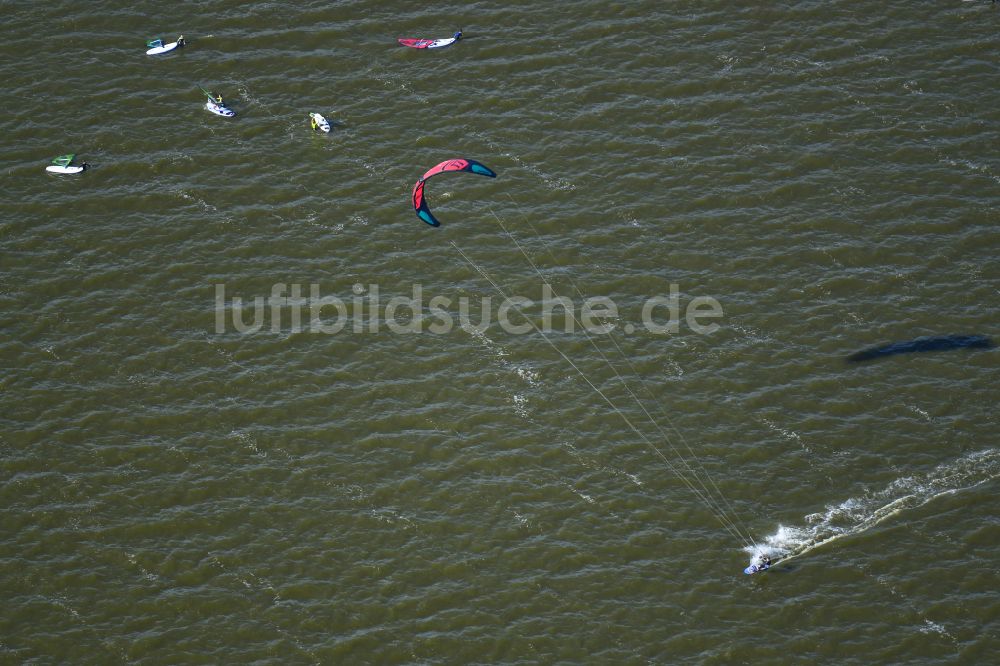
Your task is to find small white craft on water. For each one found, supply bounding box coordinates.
[205,100,235,117]
[46,154,87,174]
[46,165,86,174]
[309,112,331,133]
[199,86,235,117]
[146,35,185,55]
[425,37,459,49]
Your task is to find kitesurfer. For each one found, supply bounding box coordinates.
[746,553,771,574]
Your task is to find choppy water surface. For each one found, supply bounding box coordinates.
[2,1,998,663]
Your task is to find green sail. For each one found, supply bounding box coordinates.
[198,86,217,102]
[52,154,75,167]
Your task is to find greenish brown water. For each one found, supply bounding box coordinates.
[2,1,999,663]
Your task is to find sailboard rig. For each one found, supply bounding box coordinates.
[146,35,184,55]
[309,112,331,133]
[46,154,87,174]
[199,86,235,117]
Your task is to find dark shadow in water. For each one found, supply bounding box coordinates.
[847,335,994,363]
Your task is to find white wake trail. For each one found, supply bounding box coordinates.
[747,448,1000,566]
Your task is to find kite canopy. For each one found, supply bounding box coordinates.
[412,158,497,227]
[397,32,462,49]
[398,38,436,49]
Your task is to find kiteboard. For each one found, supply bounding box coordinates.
[398,31,462,49]
[45,154,86,174]
[146,36,184,55]
[309,112,331,133]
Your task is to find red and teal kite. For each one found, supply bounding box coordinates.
[411,158,497,227]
